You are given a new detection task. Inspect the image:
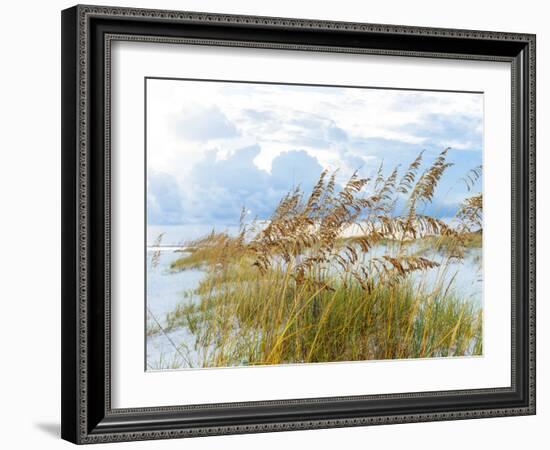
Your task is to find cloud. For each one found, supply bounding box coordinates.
[147,171,185,225]
[285,115,349,149]
[400,113,482,151]
[271,150,324,190]
[146,79,484,227]
[242,109,275,122]
[191,145,267,192]
[173,106,239,141]
[147,146,325,225]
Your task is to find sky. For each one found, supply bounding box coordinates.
[146,78,483,228]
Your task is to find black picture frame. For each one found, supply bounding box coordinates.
[61,4,536,444]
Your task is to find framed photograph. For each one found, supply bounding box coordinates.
[61,5,536,444]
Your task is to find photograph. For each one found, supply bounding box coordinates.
[145,78,484,370]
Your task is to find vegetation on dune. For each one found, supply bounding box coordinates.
[152,149,484,368]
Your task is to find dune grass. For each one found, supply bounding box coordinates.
[157,149,483,368]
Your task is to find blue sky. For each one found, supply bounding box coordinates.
[146,80,483,227]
